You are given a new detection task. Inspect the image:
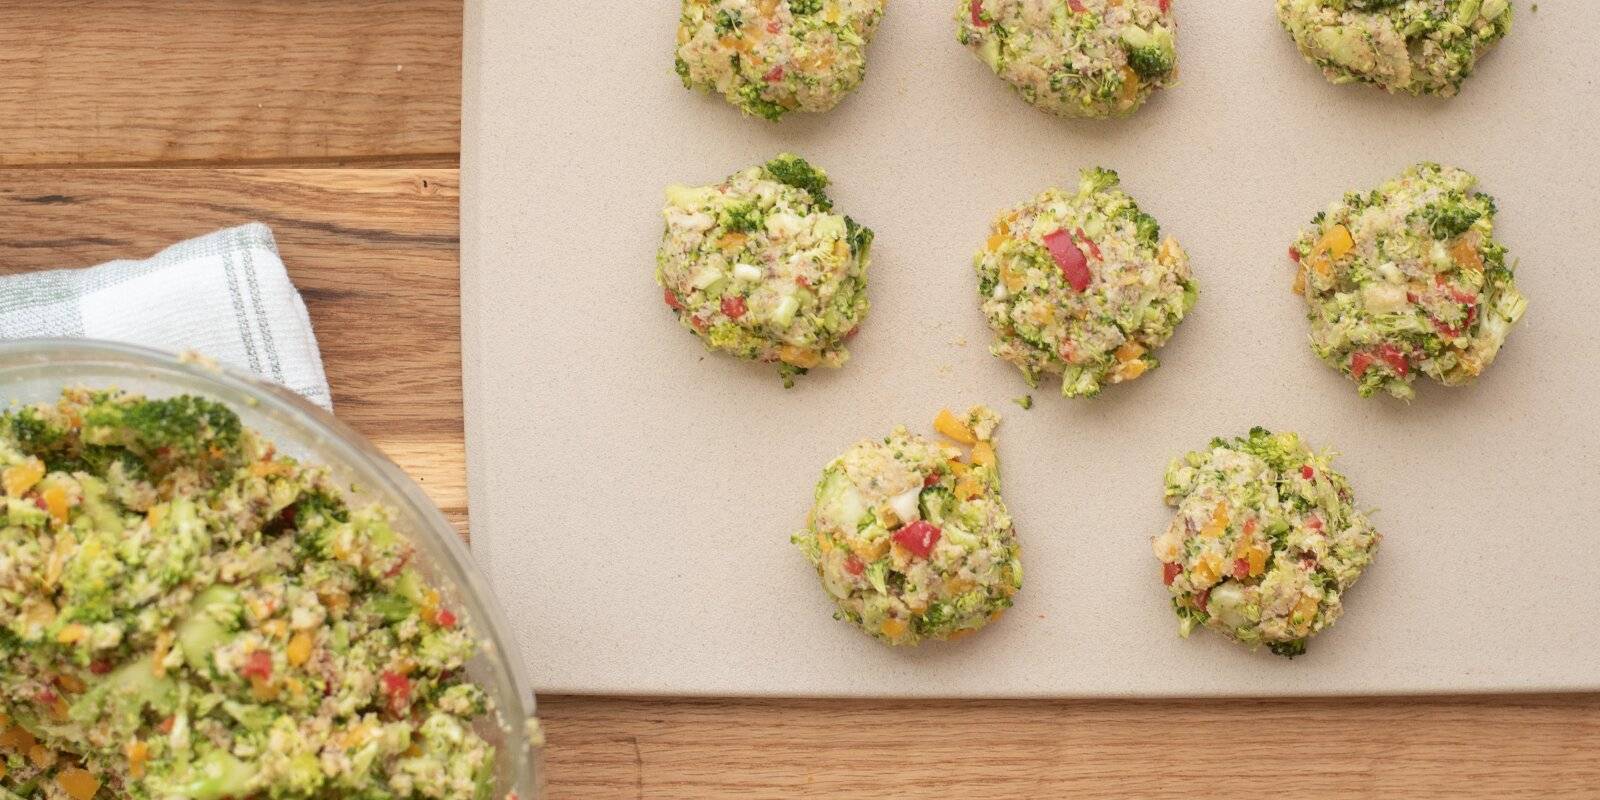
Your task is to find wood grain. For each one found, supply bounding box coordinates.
[540,694,1600,799]
[0,168,466,533]
[0,0,461,166]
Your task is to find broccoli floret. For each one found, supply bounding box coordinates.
[713,8,741,35]
[913,601,953,636]
[1237,427,1309,473]
[1078,167,1121,195]
[4,407,69,457]
[1133,210,1161,247]
[1269,639,1308,658]
[778,359,809,388]
[1126,46,1175,79]
[788,531,821,562]
[721,201,762,233]
[1418,196,1489,240]
[737,84,787,122]
[293,489,350,532]
[1121,25,1176,79]
[1173,599,1208,636]
[82,394,242,461]
[763,154,833,210]
[789,0,823,14]
[844,215,873,257]
[11,394,244,478]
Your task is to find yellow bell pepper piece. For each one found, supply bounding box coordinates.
[54,624,87,645]
[1247,547,1268,577]
[1323,224,1354,259]
[1114,360,1149,381]
[778,345,821,369]
[1158,238,1183,265]
[1117,66,1141,108]
[970,441,996,470]
[126,740,149,779]
[879,618,907,640]
[954,476,983,501]
[287,631,314,667]
[852,538,889,562]
[1450,238,1484,271]
[2,458,44,498]
[41,485,69,525]
[933,409,977,445]
[28,744,55,768]
[1001,265,1025,293]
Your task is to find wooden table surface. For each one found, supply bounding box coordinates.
[2,3,1597,798]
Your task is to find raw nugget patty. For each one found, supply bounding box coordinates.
[956,0,1177,119]
[675,0,887,120]
[1276,0,1511,97]
[657,154,873,386]
[792,407,1023,646]
[975,167,1195,398]
[1153,428,1381,657]
[1290,162,1526,400]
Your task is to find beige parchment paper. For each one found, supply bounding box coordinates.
[462,1,1600,697]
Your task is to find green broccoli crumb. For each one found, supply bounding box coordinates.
[82,394,242,461]
[1120,25,1176,79]
[721,202,762,233]
[1079,167,1121,195]
[1418,198,1484,240]
[1012,395,1034,410]
[844,215,872,257]
[1269,639,1309,658]
[736,84,786,122]
[1133,211,1161,247]
[763,154,833,210]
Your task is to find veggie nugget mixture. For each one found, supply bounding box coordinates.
[792,407,1022,646]
[957,0,1177,119]
[658,154,874,387]
[1154,428,1380,657]
[0,389,496,799]
[1276,0,1511,97]
[1291,162,1526,399]
[675,0,887,120]
[976,167,1196,398]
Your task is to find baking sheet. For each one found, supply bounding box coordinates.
[461,1,1600,697]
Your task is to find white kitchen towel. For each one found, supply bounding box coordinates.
[0,223,332,409]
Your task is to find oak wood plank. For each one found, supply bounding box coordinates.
[0,0,461,166]
[537,693,1600,799]
[0,168,465,531]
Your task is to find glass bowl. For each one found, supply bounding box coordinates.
[0,339,541,799]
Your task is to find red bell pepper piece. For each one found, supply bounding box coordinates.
[1043,229,1091,292]
[892,520,941,559]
